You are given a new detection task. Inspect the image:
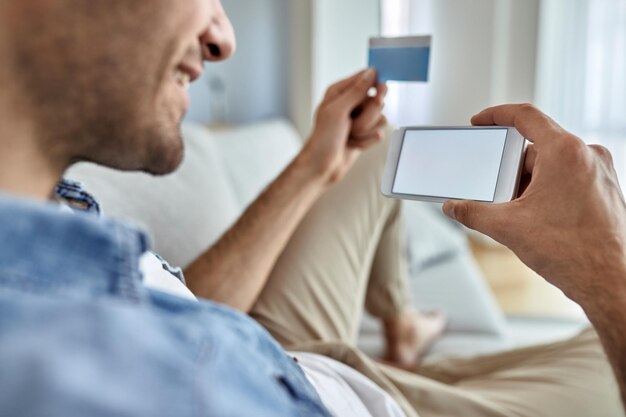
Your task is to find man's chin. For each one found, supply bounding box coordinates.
[80,134,186,176]
[141,140,185,176]
[142,153,184,176]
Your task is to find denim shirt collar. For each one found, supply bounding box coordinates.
[54,179,101,215]
[0,193,149,303]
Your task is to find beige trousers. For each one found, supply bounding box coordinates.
[250,140,624,417]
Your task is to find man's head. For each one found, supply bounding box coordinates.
[0,0,235,176]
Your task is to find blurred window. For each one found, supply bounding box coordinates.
[383,0,626,184]
[380,0,433,127]
[536,0,626,183]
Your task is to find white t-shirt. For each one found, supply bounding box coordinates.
[292,352,406,417]
[139,252,406,417]
[139,252,197,300]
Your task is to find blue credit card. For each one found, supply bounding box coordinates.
[368,36,431,82]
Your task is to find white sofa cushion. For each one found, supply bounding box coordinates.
[210,120,302,208]
[402,202,467,270]
[66,120,303,269]
[67,123,239,269]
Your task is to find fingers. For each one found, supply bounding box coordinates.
[374,83,387,98]
[350,115,388,150]
[471,104,568,146]
[348,128,386,149]
[442,200,510,243]
[324,68,374,102]
[351,84,386,119]
[589,144,615,167]
[588,145,624,196]
[349,84,387,148]
[332,69,377,111]
[353,114,387,136]
[351,85,387,136]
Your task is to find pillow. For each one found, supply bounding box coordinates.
[401,202,508,336]
[66,123,241,269]
[209,120,303,209]
[402,202,467,270]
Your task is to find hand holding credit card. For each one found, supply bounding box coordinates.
[368,36,431,82]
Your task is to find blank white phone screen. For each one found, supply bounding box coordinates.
[392,129,508,201]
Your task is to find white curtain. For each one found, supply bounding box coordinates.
[384,0,626,138]
[536,0,626,182]
[380,0,541,126]
[384,0,626,183]
[537,0,626,137]
[381,0,434,127]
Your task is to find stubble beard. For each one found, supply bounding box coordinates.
[7,2,187,177]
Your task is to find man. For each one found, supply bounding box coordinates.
[443,103,626,409]
[0,1,622,417]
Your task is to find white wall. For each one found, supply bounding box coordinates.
[312,0,381,104]
[185,0,539,133]
[185,0,290,126]
[288,1,315,139]
[491,0,541,105]
[186,0,382,138]
[384,0,540,126]
[289,0,381,137]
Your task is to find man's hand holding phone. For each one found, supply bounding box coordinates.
[443,104,626,308]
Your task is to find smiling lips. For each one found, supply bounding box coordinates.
[175,59,203,90]
[173,63,202,110]
[175,69,192,90]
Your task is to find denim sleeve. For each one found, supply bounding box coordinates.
[0,289,332,417]
[0,180,331,417]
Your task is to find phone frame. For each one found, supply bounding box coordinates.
[381,126,527,204]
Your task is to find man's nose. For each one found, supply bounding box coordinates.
[199,5,236,62]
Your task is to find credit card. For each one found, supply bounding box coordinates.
[368,36,431,82]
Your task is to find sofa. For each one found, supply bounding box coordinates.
[67,119,586,360]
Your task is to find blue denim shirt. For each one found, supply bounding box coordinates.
[0,190,331,416]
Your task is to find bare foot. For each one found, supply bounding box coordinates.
[381,309,447,371]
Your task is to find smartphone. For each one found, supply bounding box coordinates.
[381,126,527,204]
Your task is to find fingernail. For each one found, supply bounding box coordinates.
[363,68,376,81]
[443,202,455,219]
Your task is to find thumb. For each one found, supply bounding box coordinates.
[442,200,504,239]
[335,68,376,110]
